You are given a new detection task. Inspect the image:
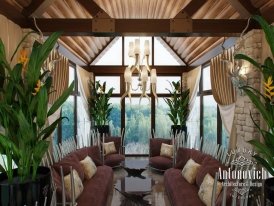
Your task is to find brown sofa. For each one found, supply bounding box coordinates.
[164,148,231,206]
[149,138,173,171]
[104,136,125,167]
[52,146,113,206]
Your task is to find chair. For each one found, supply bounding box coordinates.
[149,137,174,171]
[102,129,125,168]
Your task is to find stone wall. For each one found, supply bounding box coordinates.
[234,30,263,149]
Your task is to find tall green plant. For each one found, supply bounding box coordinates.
[89,81,114,126]
[0,32,74,182]
[164,81,190,127]
[235,15,274,175]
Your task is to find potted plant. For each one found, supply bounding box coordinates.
[234,15,274,205]
[164,81,190,136]
[0,32,74,205]
[89,80,114,135]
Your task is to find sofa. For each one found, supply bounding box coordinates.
[103,136,125,167]
[52,146,113,206]
[164,147,231,206]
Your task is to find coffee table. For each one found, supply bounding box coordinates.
[122,159,148,179]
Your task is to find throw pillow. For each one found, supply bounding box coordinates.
[104,141,117,155]
[80,156,97,179]
[160,143,173,158]
[181,158,201,184]
[64,169,84,200]
[198,173,223,206]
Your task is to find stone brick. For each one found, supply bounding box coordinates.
[243,126,255,133]
[238,114,246,121]
[235,108,243,113]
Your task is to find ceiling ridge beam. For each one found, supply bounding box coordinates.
[76,0,110,18]
[89,37,115,65]
[160,37,188,66]
[227,0,260,18]
[27,18,260,37]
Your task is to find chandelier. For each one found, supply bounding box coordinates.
[121,39,158,103]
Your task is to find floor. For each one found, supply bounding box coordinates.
[107,157,171,206]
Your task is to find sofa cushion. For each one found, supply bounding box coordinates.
[74,147,103,166]
[164,168,204,206]
[104,153,125,167]
[150,138,171,157]
[149,156,173,170]
[64,169,84,200]
[104,141,117,155]
[182,159,201,184]
[160,143,173,158]
[198,173,223,206]
[104,136,121,152]
[80,156,97,179]
[77,166,113,206]
[53,154,85,181]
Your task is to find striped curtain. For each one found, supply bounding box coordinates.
[46,50,69,104]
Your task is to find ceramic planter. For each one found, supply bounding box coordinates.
[0,166,51,206]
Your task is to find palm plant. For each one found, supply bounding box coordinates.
[234,15,274,176]
[0,32,74,182]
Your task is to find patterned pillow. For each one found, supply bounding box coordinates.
[103,141,117,155]
[64,169,84,200]
[181,158,201,184]
[160,143,173,158]
[80,156,97,179]
[198,173,223,206]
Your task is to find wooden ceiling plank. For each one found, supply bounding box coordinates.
[227,0,260,18]
[76,0,110,18]
[89,37,115,64]
[175,0,207,18]
[0,1,29,26]
[27,18,259,37]
[160,37,188,66]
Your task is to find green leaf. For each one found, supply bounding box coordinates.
[16,110,35,143]
[47,81,74,116]
[253,154,274,176]
[37,86,48,128]
[39,116,67,140]
[234,53,261,71]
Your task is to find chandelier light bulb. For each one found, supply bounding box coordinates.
[128,41,134,57]
[134,39,140,55]
[144,40,150,56]
[150,69,157,84]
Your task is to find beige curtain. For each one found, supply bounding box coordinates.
[210,47,237,148]
[77,65,92,100]
[47,50,69,104]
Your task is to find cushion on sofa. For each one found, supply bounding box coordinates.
[198,173,223,206]
[104,141,117,155]
[182,159,201,184]
[64,169,84,200]
[150,156,173,170]
[77,166,113,206]
[104,136,121,152]
[53,154,85,181]
[160,143,173,158]
[164,168,204,206]
[80,156,97,179]
[150,138,171,157]
[104,153,125,167]
[74,147,103,166]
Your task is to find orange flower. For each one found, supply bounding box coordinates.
[32,80,41,96]
[18,48,28,72]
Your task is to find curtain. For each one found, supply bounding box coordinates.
[186,66,201,120]
[210,47,236,146]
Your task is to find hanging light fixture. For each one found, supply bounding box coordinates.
[121,38,158,104]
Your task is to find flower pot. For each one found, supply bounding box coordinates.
[0,166,52,206]
[95,125,110,135]
[264,177,274,205]
[171,125,187,137]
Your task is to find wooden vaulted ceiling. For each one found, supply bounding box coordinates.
[2,0,274,69]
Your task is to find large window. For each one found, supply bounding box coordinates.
[109,98,121,136]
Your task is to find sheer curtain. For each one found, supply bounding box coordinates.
[210,47,237,149]
[76,66,92,147]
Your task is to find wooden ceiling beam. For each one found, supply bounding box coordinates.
[76,0,110,18]
[176,0,207,17]
[84,66,191,74]
[22,0,46,17]
[227,0,260,18]
[26,18,259,37]
[0,1,30,26]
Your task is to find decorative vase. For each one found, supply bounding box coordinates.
[0,166,52,206]
[171,125,187,137]
[264,177,274,205]
[96,125,110,136]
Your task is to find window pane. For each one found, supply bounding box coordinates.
[203,95,217,143]
[155,98,173,138]
[61,96,75,141]
[125,98,151,154]
[109,98,121,136]
[93,37,122,65]
[203,65,211,91]
[187,96,200,146]
[69,66,75,85]
[156,76,181,94]
[124,37,152,65]
[222,125,229,148]
[154,37,183,65]
[95,76,120,94]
